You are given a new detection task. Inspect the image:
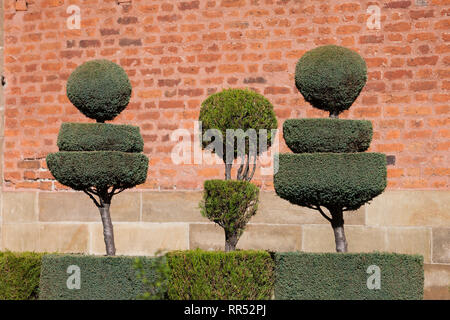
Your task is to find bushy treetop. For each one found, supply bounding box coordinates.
[66,59,132,122]
[295,45,367,117]
[199,88,278,160]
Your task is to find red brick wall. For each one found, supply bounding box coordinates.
[2,0,449,191]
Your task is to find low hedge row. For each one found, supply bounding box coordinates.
[39,254,158,300]
[167,250,273,300]
[275,252,424,300]
[0,251,424,300]
[0,251,45,300]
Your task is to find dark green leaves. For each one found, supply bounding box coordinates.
[283,118,373,153]
[57,123,144,152]
[295,45,367,116]
[274,153,387,211]
[66,59,132,122]
[46,151,148,191]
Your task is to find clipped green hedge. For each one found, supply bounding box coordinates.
[57,123,144,152]
[0,251,44,300]
[39,254,157,300]
[275,252,424,300]
[274,153,387,211]
[167,250,274,300]
[46,151,148,191]
[66,59,132,122]
[295,45,367,116]
[283,118,372,153]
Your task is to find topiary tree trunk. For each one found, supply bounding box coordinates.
[275,45,387,252]
[47,60,148,256]
[224,231,239,252]
[329,208,347,253]
[84,188,118,256]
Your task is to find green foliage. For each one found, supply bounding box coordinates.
[57,123,144,152]
[200,180,259,236]
[295,45,367,116]
[274,252,424,300]
[134,251,170,300]
[283,118,372,153]
[274,153,387,211]
[66,59,132,122]
[39,254,158,300]
[167,250,274,300]
[0,251,44,300]
[199,88,278,161]
[46,151,148,191]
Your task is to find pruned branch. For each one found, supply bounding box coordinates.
[314,205,332,222]
[83,189,101,207]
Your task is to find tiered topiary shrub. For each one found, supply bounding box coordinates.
[274,45,387,252]
[47,60,149,256]
[199,89,278,251]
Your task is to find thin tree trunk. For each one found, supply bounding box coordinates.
[329,208,348,253]
[98,199,116,256]
[225,163,232,180]
[225,231,239,252]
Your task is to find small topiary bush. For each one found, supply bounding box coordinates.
[283,118,373,153]
[39,254,158,300]
[167,250,274,300]
[0,251,44,300]
[199,88,278,180]
[274,153,387,211]
[295,45,367,117]
[275,252,424,300]
[57,123,144,152]
[66,59,132,122]
[200,180,259,251]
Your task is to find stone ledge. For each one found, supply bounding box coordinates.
[366,190,450,227]
[38,191,140,222]
[89,222,189,255]
[432,228,450,264]
[189,223,302,252]
[424,264,450,300]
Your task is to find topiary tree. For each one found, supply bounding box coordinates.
[47,59,149,256]
[199,88,278,181]
[198,88,278,251]
[274,45,387,252]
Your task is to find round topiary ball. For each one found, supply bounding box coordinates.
[66,59,132,122]
[199,88,278,161]
[295,45,367,117]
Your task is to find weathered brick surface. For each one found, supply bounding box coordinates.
[2,0,449,191]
